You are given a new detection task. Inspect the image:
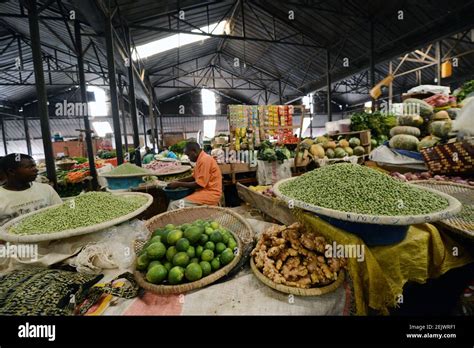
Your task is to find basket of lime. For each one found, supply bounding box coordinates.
[133,206,253,294]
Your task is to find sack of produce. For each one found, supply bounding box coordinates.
[389,126,421,138]
[389,134,419,151]
[432,110,451,121]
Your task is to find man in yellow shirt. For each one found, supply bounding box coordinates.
[167,142,222,210]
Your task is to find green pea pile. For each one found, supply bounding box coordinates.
[106,163,151,176]
[279,163,449,216]
[9,192,148,235]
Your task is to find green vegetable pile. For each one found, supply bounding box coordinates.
[106,163,151,176]
[279,163,449,216]
[169,140,187,155]
[454,79,474,102]
[9,192,148,235]
[257,140,291,162]
[137,219,237,285]
[350,111,397,144]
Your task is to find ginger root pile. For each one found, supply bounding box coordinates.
[251,223,346,289]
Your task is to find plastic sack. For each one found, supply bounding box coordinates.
[256,159,292,185]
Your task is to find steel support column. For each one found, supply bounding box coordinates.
[126,28,141,166]
[326,49,332,122]
[22,111,32,156]
[75,19,98,189]
[436,41,442,85]
[369,20,375,111]
[118,75,128,151]
[278,80,282,104]
[152,88,164,149]
[26,0,56,185]
[104,11,124,164]
[142,114,147,147]
[1,116,7,154]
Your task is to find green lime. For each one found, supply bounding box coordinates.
[136,253,150,271]
[147,260,162,271]
[146,242,167,260]
[215,242,226,254]
[195,219,204,225]
[167,229,183,245]
[185,263,203,282]
[210,231,223,244]
[190,257,199,264]
[211,258,221,271]
[204,241,215,251]
[163,261,173,271]
[176,238,190,252]
[146,265,167,284]
[220,248,235,265]
[166,246,178,262]
[204,227,214,236]
[210,221,219,230]
[199,261,212,277]
[152,228,164,237]
[186,246,195,258]
[199,234,209,245]
[222,234,229,244]
[149,235,162,244]
[168,266,184,285]
[227,237,237,251]
[165,224,175,231]
[172,251,190,267]
[195,245,203,258]
[181,223,191,231]
[201,249,214,262]
[184,226,203,244]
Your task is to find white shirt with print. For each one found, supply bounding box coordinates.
[0,182,62,226]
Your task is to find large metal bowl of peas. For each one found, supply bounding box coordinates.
[273,164,462,227]
[0,191,153,243]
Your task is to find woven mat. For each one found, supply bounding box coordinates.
[412,181,474,239]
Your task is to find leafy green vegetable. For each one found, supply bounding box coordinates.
[169,140,187,154]
[454,79,474,102]
[350,111,396,138]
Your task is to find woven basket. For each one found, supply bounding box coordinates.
[273,177,462,226]
[420,139,474,175]
[0,192,153,243]
[411,180,474,239]
[134,206,254,294]
[250,257,345,296]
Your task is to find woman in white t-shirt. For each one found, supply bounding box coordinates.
[0,154,62,226]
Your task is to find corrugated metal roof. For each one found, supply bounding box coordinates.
[1,0,474,110]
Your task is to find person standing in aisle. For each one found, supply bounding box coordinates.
[0,153,62,225]
[167,141,222,210]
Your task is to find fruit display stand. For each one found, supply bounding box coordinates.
[133,206,254,294]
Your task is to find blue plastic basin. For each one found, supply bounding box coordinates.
[317,214,409,246]
[105,176,144,190]
[163,187,194,200]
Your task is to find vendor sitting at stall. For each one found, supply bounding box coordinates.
[0,153,62,225]
[142,147,155,164]
[167,142,222,210]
